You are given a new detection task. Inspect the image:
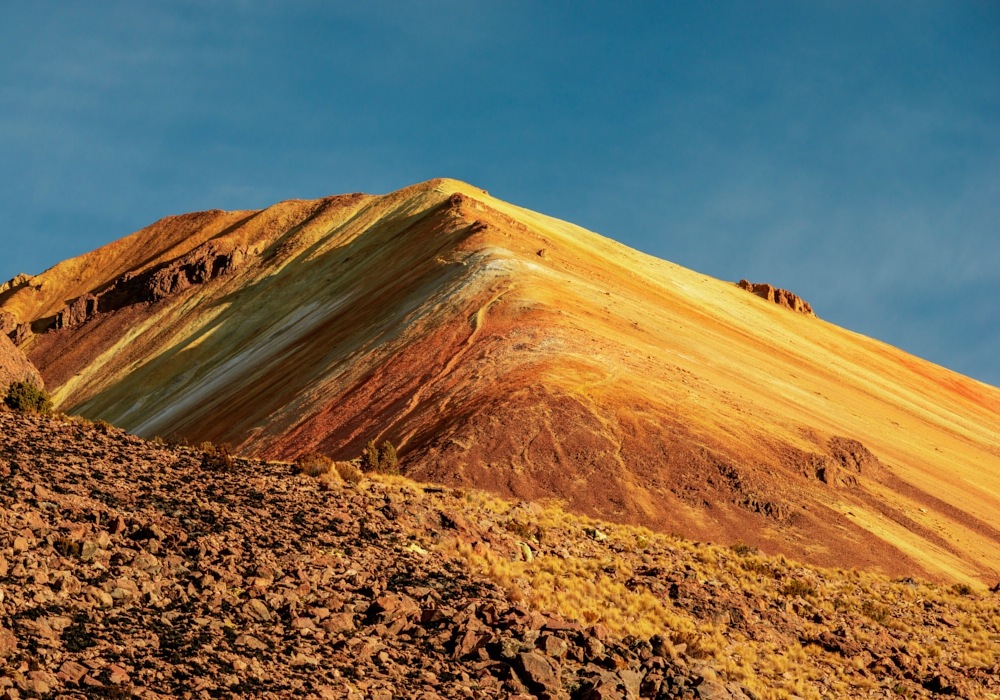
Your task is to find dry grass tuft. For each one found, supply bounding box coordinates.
[296,452,334,477]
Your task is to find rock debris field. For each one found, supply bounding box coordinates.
[0,409,998,699]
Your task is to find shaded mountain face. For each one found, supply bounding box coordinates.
[2,179,999,585]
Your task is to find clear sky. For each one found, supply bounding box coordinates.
[1,2,998,386]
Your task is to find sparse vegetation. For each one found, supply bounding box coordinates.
[334,461,363,484]
[53,536,83,558]
[310,458,364,489]
[504,519,544,543]
[201,441,234,471]
[361,438,399,474]
[861,599,890,625]
[952,582,973,596]
[2,380,52,413]
[295,452,333,476]
[412,483,1000,700]
[781,578,816,597]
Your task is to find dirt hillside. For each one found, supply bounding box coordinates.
[1,409,997,699]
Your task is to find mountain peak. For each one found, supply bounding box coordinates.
[3,181,999,586]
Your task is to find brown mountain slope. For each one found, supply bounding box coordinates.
[3,409,997,700]
[2,178,999,586]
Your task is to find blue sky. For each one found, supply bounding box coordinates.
[1,1,998,386]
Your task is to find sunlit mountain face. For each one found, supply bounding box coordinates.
[3,178,999,585]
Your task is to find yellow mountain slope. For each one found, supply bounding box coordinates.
[3,179,998,585]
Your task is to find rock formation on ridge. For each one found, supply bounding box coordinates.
[737,279,815,316]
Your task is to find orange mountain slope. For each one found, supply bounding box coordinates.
[3,178,999,585]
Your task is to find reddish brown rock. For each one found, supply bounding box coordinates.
[815,631,863,657]
[11,322,32,346]
[0,311,16,336]
[58,660,88,684]
[0,627,17,657]
[737,279,815,316]
[0,332,42,392]
[54,293,98,330]
[515,651,561,691]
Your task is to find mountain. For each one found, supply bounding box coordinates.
[2,179,999,586]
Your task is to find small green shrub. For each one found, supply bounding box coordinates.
[361,439,400,474]
[3,381,52,413]
[730,542,758,557]
[202,442,234,471]
[379,440,398,473]
[362,439,380,472]
[781,579,816,597]
[505,520,544,542]
[950,583,972,596]
[741,559,773,577]
[862,599,890,624]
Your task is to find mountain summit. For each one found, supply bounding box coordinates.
[2,179,998,584]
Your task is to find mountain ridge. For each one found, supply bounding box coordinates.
[2,178,999,587]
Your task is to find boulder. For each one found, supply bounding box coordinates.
[737,279,815,316]
[0,310,16,335]
[515,651,560,691]
[0,331,43,392]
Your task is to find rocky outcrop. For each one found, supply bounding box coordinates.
[54,293,98,330]
[144,241,250,301]
[0,332,43,391]
[790,436,884,488]
[40,241,252,335]
[829,436,883,473]
[737,279,815,316]
[0,273,32,296]
[97,240,252,314]
[10,323,32,347]
[0,311,16,336]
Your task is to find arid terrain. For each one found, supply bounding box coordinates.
[1,179,999,589]
[1,408,998,699]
